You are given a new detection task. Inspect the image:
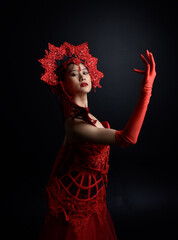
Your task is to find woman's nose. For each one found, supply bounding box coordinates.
[79,73,85,81]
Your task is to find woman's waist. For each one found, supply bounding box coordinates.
[48,167,108,202]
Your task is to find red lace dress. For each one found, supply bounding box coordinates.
[36,79,118,239]
[38,119,117,240]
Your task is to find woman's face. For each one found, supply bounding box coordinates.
[63,63,92,96]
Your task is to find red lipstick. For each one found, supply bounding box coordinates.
[80,83,88,87]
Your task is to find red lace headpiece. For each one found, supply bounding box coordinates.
[38,42,104,125]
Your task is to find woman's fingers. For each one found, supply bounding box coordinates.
[146,62,150,75]
[134,50,155,77]
[133,69,146,74]
[149,52,156,73]
[146,50,151,62]
[140,54,149,66]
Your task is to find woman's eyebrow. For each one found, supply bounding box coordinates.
[70,68,87,72]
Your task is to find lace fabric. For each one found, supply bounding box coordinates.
[38,42,104,90]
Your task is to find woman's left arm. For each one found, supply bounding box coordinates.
[115,50,157,147]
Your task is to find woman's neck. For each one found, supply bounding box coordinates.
[72,93,88,108]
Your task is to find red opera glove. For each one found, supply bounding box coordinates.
[115,50,156,147]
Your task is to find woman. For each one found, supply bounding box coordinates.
[38,42,156,240]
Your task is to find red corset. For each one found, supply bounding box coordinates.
[45,121,111,237]
[59,168,106,201]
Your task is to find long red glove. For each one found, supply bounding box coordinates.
[115,50,156,148]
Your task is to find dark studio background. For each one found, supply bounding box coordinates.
[2,0,178,239]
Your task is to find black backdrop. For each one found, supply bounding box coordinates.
[2,1,177,239]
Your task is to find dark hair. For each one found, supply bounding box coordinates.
[59,67,66,82]
[55,62,74,82]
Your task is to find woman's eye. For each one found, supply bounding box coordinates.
[71,72,88,76]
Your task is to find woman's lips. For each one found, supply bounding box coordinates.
[80,83,88,87]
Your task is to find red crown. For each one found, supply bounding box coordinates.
[38,42,104,91]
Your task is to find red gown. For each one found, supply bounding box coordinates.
[38,119,118,240]
[38,44,155,240]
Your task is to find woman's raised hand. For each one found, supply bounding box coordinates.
[133,50,156,90]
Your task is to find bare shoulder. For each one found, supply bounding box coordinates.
[64,113,102,131]
[65,117,86,129]
[64,117,94,144]
[64,117,89,135]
